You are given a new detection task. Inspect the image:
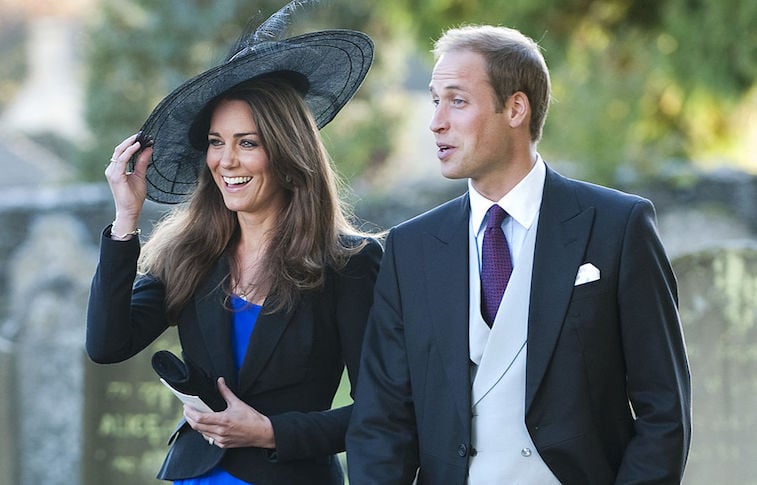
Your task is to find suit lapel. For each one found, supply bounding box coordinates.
[424,194,472,425]
[526,168,595,412]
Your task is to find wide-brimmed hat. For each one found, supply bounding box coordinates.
[134,0,374,204]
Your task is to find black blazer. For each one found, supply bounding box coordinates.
[86,231,381,484]
[347,166,691,484]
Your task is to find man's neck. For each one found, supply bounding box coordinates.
[472,147,537,202]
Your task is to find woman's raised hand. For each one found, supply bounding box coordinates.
[105,133,152,235]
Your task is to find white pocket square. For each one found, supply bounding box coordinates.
[574,263,600,286]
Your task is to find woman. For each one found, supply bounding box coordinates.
[86,3,380,483]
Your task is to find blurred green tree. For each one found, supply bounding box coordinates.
[0,14,27,110]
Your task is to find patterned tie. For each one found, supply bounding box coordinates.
[480,205,512,327]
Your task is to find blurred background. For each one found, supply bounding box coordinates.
[0,0,755,483]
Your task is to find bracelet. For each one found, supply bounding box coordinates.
[110,221,141,240]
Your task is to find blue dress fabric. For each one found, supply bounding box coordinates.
[175,295,261,485]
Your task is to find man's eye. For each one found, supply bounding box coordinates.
[452,98,465,106]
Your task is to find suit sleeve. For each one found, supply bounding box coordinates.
[268,238,382,462]
[347,230,421,484]
[86,227,169,364]
[616,200,692,483]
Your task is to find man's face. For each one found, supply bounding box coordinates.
[429,49,513,184]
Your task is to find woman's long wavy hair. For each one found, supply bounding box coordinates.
[138,74,368,323]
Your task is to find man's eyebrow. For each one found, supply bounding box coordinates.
[429,84,465,94]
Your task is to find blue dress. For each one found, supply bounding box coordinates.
[175,295,261,485]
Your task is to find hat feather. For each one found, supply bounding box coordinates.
[228,0,321,61]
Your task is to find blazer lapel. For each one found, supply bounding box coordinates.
[194,259,237,388]
[236,302,296,394]
[424,194,472,425]
[526,167,595,412]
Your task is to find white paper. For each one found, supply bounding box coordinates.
[160,378,213,413]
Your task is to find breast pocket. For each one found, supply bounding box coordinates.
[570,278,607,302]
[565,280,620,361]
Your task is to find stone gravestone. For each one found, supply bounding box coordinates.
[83,332,182,484]
[674,242,757,484]
[7,213,97,485]
[0,338,17,485]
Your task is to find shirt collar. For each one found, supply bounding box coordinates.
[469,155,546,233]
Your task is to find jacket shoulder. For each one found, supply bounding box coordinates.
[550,169,652,214]
[393,193,469,233]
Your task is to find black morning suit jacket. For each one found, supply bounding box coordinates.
[347,165,692,484]
[86,231,381,484]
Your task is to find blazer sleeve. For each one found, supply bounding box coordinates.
[346,230,421,484]
[267,238,382,462]
[616,200,692,482]
[86,227,169,364]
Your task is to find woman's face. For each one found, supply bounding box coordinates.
[205,98,285,217]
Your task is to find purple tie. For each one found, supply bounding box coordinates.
[481,205,512,327]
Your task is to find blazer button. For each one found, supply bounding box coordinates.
[521,447,532,457]
[457,444,468,457]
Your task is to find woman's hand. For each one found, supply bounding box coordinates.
[105,133,152,235]
[183,377,276,449]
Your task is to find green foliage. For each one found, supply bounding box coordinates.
[663,0,757,95]
[321,100,395,181]
[0,15,27,110]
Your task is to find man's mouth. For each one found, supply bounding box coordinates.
[437,143,454,157]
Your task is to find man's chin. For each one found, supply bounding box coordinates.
[439,166,467,180]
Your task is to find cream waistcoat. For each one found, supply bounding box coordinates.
[468,217,560,484]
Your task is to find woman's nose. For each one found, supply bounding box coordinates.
[219,148,236,168]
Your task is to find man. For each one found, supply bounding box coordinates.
[347,25,691,484]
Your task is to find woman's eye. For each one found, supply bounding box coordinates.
[208,138,222,146]
[240,139,259,148]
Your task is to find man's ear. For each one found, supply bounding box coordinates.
[507,91,531,130]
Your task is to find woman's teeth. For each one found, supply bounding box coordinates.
[223,176,252,185]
